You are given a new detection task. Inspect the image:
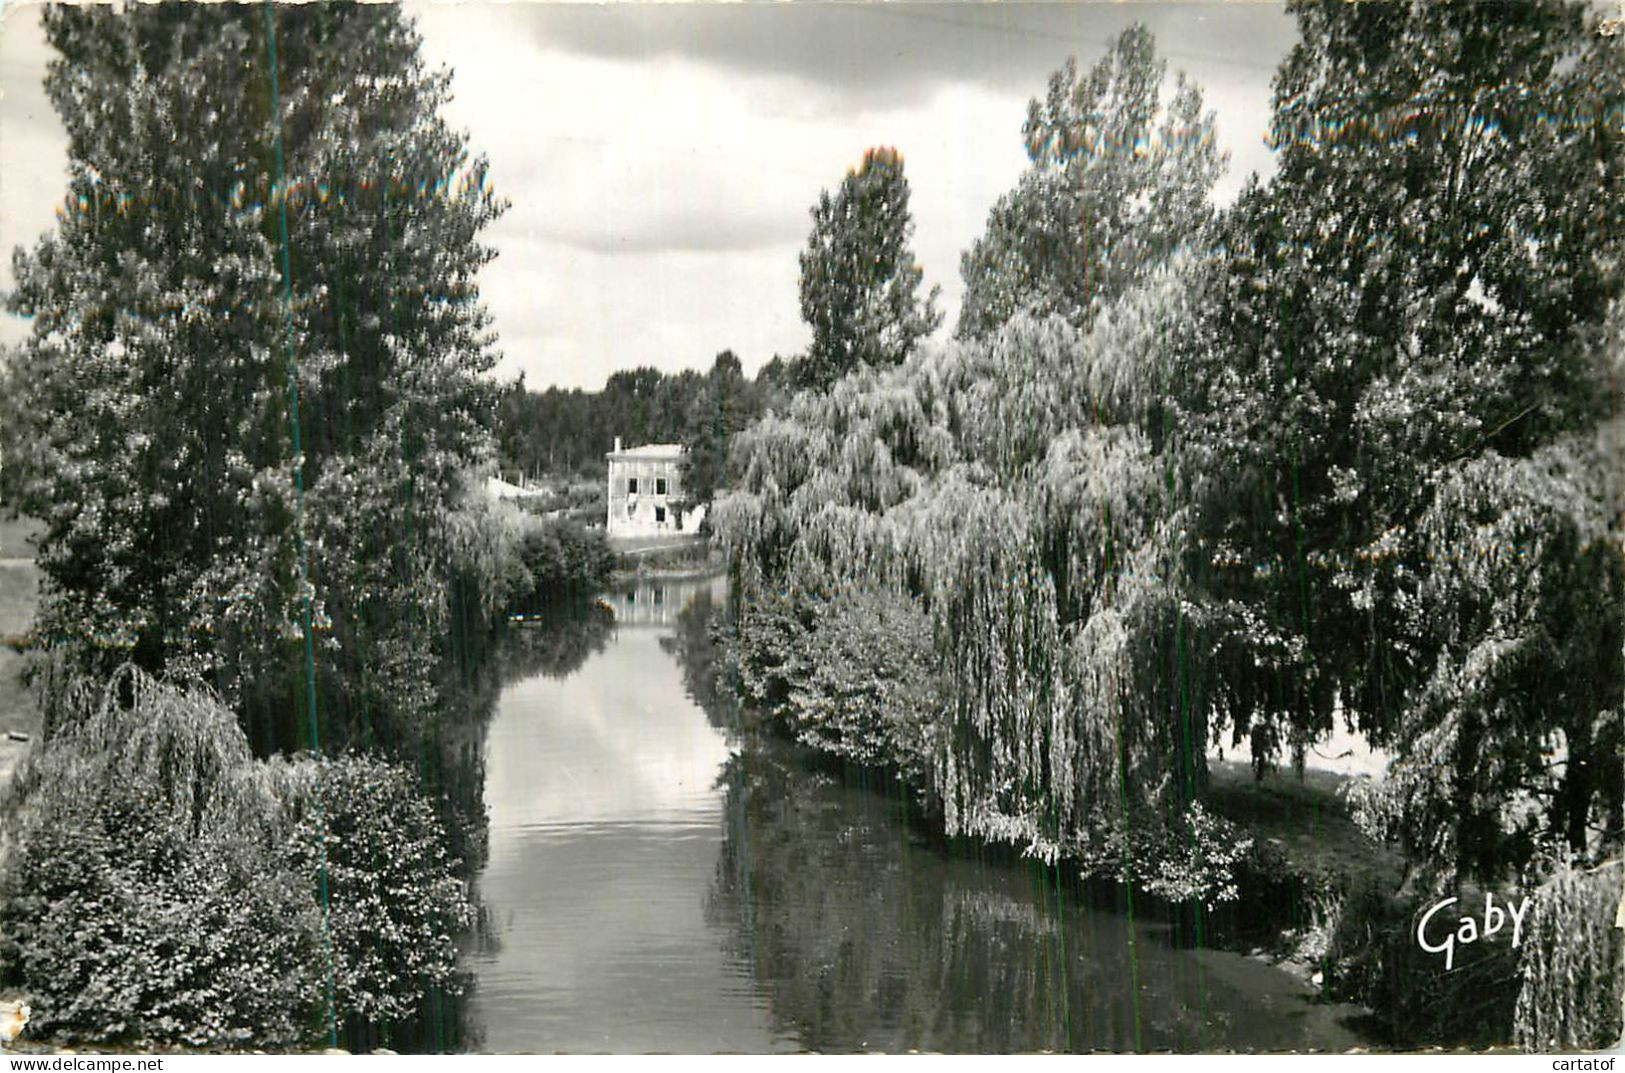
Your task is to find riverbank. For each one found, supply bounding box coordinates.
[700,583,1538,1047]
[0,516,42,789]
[1206,758,1405,956]
[609,537,719,582]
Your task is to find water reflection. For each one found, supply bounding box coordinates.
[465,574,1373,1054]
[610,574,728,630]
[704,742,1370,1053]
[468,573,781,1052]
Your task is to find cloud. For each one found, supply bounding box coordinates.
[534,212,804,256]
[0,2,71,347]
[408,1,1295,388]
[2,2,1300,388]
[514,2,1294,106]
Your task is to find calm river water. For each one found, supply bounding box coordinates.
[465,575,1373,1053]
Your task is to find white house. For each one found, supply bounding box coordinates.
[605,438,706,538]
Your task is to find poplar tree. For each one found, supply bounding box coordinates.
[797,147,942,392]
[6,2,504,748]
[957,26,1226,339]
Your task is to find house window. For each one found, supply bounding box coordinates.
[655,505,667,524]
[627,477,638,495]
[655,477,668,496]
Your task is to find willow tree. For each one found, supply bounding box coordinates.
[717,262,1248,902]
[1513,861,1625,1051]
[6,3,505,751]
[957,25,1226,339]
[1178,0,1625,878]
[0,668,319,1046]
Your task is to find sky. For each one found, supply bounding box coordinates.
[0,1,1299,391]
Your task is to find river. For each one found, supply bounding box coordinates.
[464,575,1374,1053]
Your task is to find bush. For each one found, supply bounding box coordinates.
[781,586,945,787]
[1103,802,1254,909]
[274,754,476,1039]
[510,518,614,609]
[0,667,478,1050]
[0,668,319,1047]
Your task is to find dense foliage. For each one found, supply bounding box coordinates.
[716,5,1625,945]
[1174,0,1625,883]
[0,4,517,1050]
[957,25,1224,339]
[275,753,476,1042]
[1514,861,1625,1051]
[509,517,615,610]
[492,352,792,485]
[716,291,1247,902]
[0,668,472,1049]
[3,2,506,754]
[0,669,316,1047]
[712,37,1241,905]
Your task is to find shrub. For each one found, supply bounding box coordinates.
[0,667,479,1050]
[0,667,319,1047]
[782,586,945,787]
[510,518,614,610]
[274,753,477,1037]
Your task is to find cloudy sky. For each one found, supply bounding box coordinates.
[0,2,1298,390]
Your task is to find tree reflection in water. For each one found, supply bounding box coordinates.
[400,599,619,1052]
[670,591,1369,1054]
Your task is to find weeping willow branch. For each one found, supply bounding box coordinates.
[1513,860,1624,1052]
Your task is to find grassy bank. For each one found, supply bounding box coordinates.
[0,516,43,787]
[610,535,716,577]
[1204,760,1535,1050]
[1206,759,1405,955]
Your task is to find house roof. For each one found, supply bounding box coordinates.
[607,443,684,461]
[485,475,547,499]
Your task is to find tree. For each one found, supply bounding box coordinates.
[1514,861,1625,1051]
[715,273,1246,896]
[1177,0,1625,879]
[681,349,749,505]
[957,26,1226,339]
[797,147,941,392]
[5,3,505,750]
[0,346,34,521]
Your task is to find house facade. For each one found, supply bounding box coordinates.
[605,439,703,538]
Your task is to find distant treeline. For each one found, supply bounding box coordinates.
[494,352,794,503]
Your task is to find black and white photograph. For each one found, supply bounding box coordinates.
[0,0,1621,1056]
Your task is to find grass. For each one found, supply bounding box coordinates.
[1203,755,1416,1038]
[0,515,43,561]
[1207,757,1403,894]
[0,515,43,784]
